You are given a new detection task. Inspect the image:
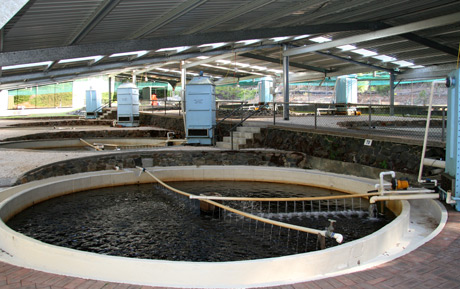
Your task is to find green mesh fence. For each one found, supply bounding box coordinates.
[8,82,73,109]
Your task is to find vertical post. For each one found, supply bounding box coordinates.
[273,102,276,125]
[181,61,187,136]
[389,72,395,116]
[108,76,112,108]
[132,73,136,84]
[369,104,372,129]
[283,45,290,120]
[181,61,186,114]
[231,130,234,150]
[442,106,446,141]
[314,103,317,129]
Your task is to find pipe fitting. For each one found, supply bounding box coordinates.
[446,190,457,205]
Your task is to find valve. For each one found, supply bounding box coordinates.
[325,219,343,243]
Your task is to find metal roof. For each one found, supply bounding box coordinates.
[0,0,459,90]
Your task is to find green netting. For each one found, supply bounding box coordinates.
[8,82,73,108]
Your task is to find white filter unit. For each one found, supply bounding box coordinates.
[117,83,139,127]
[85,90,102,119]
[335,77,357,113]
[258,77,273,104]
[185,76,216,145]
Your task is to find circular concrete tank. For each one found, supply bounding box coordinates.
[0,166,446,288]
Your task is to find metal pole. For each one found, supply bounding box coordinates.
[442,106,446,141]
[283,45,290,120]
[369,104,372,129]
[390,72,395,116]
[314,103,317,129]
[231,130,234,150]
[108,76,112,108]
[181,61,187,132]
[273,102,276,125]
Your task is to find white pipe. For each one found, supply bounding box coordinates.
[446,190,457,204]
[423,158,446,169]
[375,188,434,195]
[418,81,444,183]
[369,193,438,204]
[377,171,395,193]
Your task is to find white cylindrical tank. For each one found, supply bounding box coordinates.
[117,83,139,127]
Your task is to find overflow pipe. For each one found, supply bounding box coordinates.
[369,193,439,204]
[423,158,446,169]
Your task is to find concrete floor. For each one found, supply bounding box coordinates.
[0,118,458,288]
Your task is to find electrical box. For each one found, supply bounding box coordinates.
[185,76,216,145]
[85,90,102,119]
[117,83,139,127]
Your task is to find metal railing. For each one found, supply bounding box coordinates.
[216,101,447,144]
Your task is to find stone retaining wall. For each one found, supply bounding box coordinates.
[4,128,169,141]
[138,114,445,176]
[15,150,308,185]
[258,127,444,175]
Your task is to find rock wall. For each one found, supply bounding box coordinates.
[258,127,444,176]
[138,114,445,177]
[15,150,308,184]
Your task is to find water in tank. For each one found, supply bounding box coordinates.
[185,75,216,145]
[117,83,139,127]
[85,90,102,119]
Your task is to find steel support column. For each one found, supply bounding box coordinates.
[390,72,395,116]
[108,76,112,108]
[283,45,289,120]
[181,61,187,115]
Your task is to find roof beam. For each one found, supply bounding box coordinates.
[183,0,275,34]
[66,0,122,45]
[240,52,330,74]
[0,45,278,86]
[377,22,459,57]
[395,63,457,80]
[183,53,236,69]
[315,51,395,73]
[127,0,208,40]
[0,22,382,67]
[284,12,460,57]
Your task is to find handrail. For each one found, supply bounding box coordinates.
[92,102,109,113]
[216,101,247,126]
[229,107,261,132]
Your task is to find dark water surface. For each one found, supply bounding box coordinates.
[7,181,394,261]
